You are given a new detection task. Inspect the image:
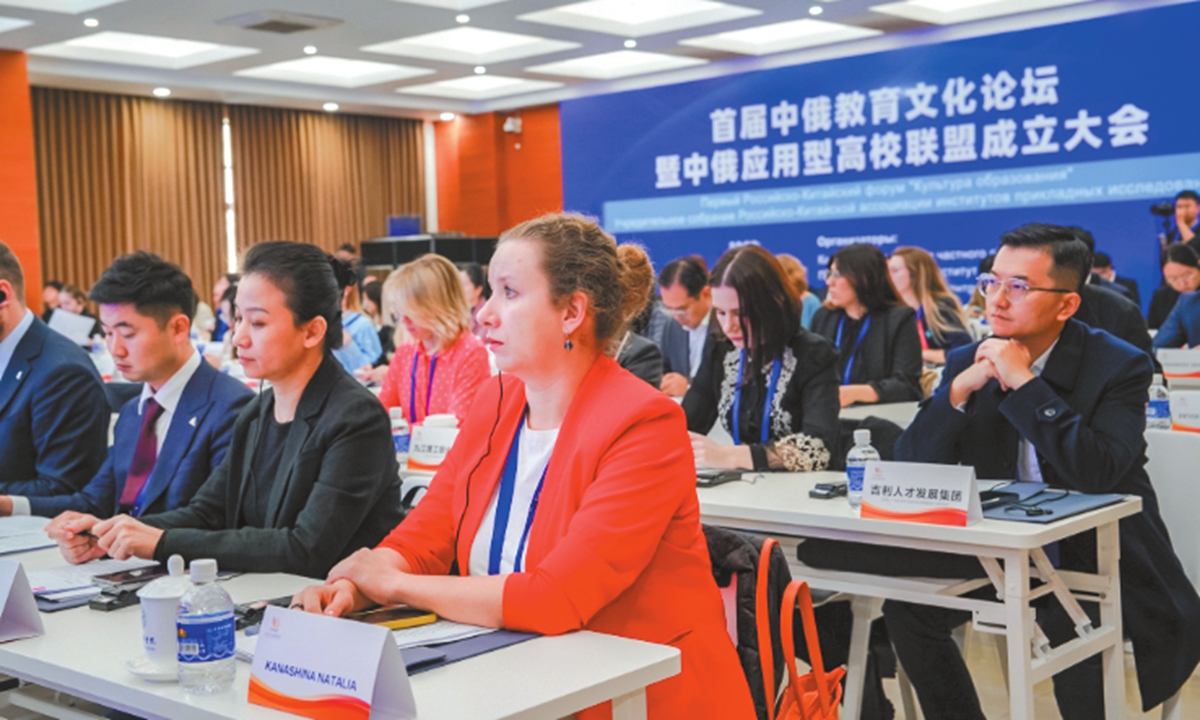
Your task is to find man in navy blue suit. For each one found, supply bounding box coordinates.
[888,224,1200,718]
[0,242,109,496]
[17,254,253,561]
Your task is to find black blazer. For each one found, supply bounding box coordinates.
[144,354,404,578]
[1075,284,1152,360]
[616,332,663,389]
[683,330,840,470]
[0,316,109,496]
[810,305,923,403]
[896,319,1200,709]
[1113,275,1140,306]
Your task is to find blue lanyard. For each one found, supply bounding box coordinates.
[732,351,782,444]
[408,351,438,426]
[835,314,872,386]
[488,412,550,575]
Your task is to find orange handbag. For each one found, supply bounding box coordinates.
[756,538,846,720]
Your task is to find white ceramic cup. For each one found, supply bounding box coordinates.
[138,574,190,668]
[423,413,458,428]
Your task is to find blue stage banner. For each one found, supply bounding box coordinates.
[560,3,1200,309]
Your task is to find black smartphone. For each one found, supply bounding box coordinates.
[696,469,742,487]
[93,564,165,590]
[809,481,847,499]
[980,490,1020,510]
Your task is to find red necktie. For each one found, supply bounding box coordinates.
[120,398,164,513]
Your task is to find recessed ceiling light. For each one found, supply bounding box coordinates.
[235,56,433,88]
[303,45,317,55]
[519,0,761,38]
[809,5,823,15]
[83,17,99,27]
[152,87,170,97]
[527,50,705,80]
[363,27,580,65]
[870,0,1092,25]
[0,17,33,35]
[456,14,470,23]
[384,0,508,9]
[397,75,563,100]
[623,39,637,48]
[323,102,339,112]
[440,111,456,121]
[680,18,881,55]
[0,0,125,13]
[28,31,258,69]
[474,65,486,74]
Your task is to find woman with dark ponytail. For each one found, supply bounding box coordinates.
[54,241,404,578]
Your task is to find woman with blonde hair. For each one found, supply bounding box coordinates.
[295,213,755,719]
[377,254,491,426]
[888,247,972,365]
[775,253,823,329]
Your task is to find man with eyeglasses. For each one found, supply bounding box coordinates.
[882,223,1200,719]
[656,256,716,397]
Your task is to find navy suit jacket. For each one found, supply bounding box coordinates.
[0,317,109,496]
[1152,290,1200,351]
[28,360,254,518]
[896,319,1200,709]
[659,317,719,379]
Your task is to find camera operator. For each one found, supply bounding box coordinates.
[1160,190,1200,245]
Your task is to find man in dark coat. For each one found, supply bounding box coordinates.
[890,223,1200,718]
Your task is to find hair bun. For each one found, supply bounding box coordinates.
[616,243,654,324]
[328,255,355,290]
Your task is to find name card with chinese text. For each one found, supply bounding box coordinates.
[1170,390,1200,432]
[249,606,415,720]
[1158,349,1200,389]
[860,461,982,527]
[405,426,459,473]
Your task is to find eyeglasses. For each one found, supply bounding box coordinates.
[976,273,1073,304]
[826,268,843,281]
[1002,488,1070,517]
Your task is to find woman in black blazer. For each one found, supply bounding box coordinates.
[684,245,840,472]
[811,243,923,406]
[54,242,403,578]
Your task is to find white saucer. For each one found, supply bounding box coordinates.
[125,656,177,682]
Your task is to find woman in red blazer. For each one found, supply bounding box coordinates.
[296,213,754,719]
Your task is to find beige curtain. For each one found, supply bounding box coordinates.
[228,105,425,253]
[32,88,226,306]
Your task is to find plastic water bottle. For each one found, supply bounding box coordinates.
[177,559,236,694]
[391,407,410,454]
[1147,373,1172,430]
[846,429,880,513]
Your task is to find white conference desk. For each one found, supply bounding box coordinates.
[0,548,679,720]
[698,471,1141,720]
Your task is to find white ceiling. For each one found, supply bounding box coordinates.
[0,0,1188,120]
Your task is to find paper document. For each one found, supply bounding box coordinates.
[47,309,96,346]
[0,517,56,556]
[235,619,496,662]
[27,558,158,595]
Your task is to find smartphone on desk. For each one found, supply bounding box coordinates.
[696,469,742,488]
[809,481,847,499]
[347,605,438,630]
[93,564,165,591]
[980,490,1020,510]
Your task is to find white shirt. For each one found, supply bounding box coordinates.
[10,350,203,516]
[686,316,710,379]
[1016,339,1058,484]
[0,309,35,383]
[468,420,558,576]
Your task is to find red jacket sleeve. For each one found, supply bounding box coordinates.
[377,443,461,575]
[502,399,693,634]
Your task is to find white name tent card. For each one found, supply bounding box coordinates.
[860,461,982,527]
[1169,390,1200,433]
[0,561,45,642]
[47,308,97,346]
[405,425,459,473]
[1157,348,1200,389]
[249,606,416,720]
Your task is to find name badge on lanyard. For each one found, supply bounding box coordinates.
[732,351,782,445]
[836,315,872,386]
[408,351,437,426]
[488,412,549,575]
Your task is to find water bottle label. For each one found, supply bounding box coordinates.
[847,465,866,494]
[177,612,235,664]
[393,432,410,454]
[1147,399,1171,420]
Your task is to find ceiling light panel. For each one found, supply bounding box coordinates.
[0,0,126,13]
[236,56,433,88]
[386,0,510,10]
[870,0,1093,25]
[397,74,563,100]
[28,31,258,69]
[519,0,761,38]
[680,18,882,55]
[363,27,579,65]
[527,50,706,80]
[0,16,31,34]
